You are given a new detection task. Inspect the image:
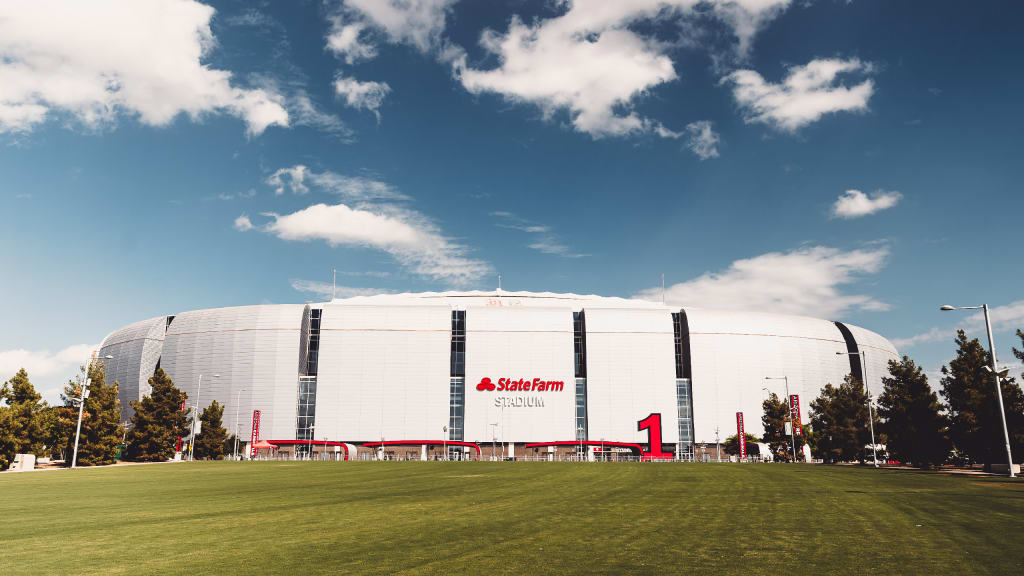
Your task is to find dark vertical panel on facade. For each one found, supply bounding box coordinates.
[834,322,863,383]
[297,305,311,376]
[678,310,692,379]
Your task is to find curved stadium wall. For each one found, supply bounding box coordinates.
[98,291,898,458]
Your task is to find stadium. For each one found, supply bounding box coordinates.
[96,291,899,461]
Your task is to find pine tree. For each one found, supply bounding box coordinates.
[124,368,188,462]
[810,375,875,463]
[0,406,16,469]
[761,393,788,459]
[761,392,810,461]
[61,362,122,466]
[941,330,1024,467]
[0,369,47,467]
[194,400,228,460]
[722,433,760,456]
[877,356,949,467]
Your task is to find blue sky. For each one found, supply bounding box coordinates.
[2,0,1023,400]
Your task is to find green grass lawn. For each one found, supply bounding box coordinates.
[2,462,1022,575]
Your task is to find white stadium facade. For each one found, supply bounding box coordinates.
[97,291,898,461]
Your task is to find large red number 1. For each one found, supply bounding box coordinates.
[637,413,672,460]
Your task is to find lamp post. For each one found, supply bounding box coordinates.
[490,422,498,461]
[443,425,448,461]
[72,354,113,469]
[837,351,878,468]
[233,387,246,460]
[188,374,219,462]
[307,423,315,460]
[941,304,1016,478]
[765,376,796,463]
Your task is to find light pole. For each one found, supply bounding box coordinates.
[72,354,113,469]
[837,351,878,468]
[188,374,219,461]
[443,425,448,461]
[941,304,1016,478]
[233,387,246,460]
[765,376,796,463]
[490,422,498,461]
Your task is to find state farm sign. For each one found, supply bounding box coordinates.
[475,377,564,392]
[476,377,564,408]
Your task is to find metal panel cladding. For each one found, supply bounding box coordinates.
[315,303,451,442]
[463,305,576,443]
[842,323,900,398]
[99,316,167,420]
[159,304,304,441]
[584,308,679,444]
[684,308,891,442]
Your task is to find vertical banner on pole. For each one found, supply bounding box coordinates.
[176,399,186,452]
[736,412,746,458]
[790,395,802,436]
[249,409,261,458]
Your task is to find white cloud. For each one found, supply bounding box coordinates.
[0,0,289,135]
[234,214,254,231]
[339,0,457,54]
[635,245,890,318]
[893,301,1024,350]
[324,0,454,121]
[831,189,902,219]
[268,165,309,196]
[725,58,874,132]
[456,1,791,139]
[289,90,352,138]
[290,279,392,300]
[685,120,720,160]
[0,343,98,401]
[260,203,490,285]
[266,165,407,201]
[334,76,391,117]
[490,211,586,258]
[326,21,378,65]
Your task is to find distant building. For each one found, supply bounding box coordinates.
[98,291,897,460]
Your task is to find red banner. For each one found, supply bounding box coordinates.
[790,395,802,436]
[736,412,746,458]
[176,399,186,452]
[249,410,261,458]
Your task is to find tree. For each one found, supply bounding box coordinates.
[941,330,1024,467]
[124,368,188,462]
[194,400,228,460]
[0,369,47,468]
[61,362,122,466]
[760,393,810,462]
[722,433,760,456]
[877,356,949,467]
[810,375,875,463]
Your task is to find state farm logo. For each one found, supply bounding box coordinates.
[475,377,564,392]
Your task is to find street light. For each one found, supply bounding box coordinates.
[233,387,246,460]
[72,354,113,469]
[443,425,448,461]
[765,376,797,463]
[489,422,498,461]
[188,374,219,462]
[941,304,1016,478]
[837,351,879,468]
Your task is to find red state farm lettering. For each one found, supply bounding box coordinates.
[475,377,564,392]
